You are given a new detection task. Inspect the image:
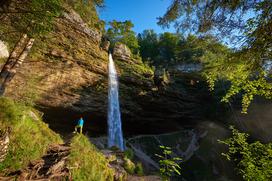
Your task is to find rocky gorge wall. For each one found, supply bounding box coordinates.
[0,2,217,138]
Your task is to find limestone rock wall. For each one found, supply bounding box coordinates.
[62,7,102,44]
[113,43,132,62]
[1,2,206,136]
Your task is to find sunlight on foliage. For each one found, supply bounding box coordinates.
[0,97,62,172]
[155,145,182,181]
[68,134,115,181]
[219,126,272,181]
[159,0,272,113]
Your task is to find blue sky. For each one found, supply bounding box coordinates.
[98,0,175,34]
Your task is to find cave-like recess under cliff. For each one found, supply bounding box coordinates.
[1,3,221,137]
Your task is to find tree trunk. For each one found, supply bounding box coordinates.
[0,34,35,95]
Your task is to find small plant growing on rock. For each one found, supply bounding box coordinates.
[135,162,144,176]
[219,126,272,181]
[124,148,134,160]
[155,145,182,181]
[124,157,136,174]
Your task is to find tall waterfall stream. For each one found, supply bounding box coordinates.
[107,54,125,151]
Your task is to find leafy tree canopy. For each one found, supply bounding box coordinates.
[158,0,272,113]
[138,31,229,70]
[138,31,185,66]
[158,32,181,64]
[137,29,159,62]
[106,20,139,55]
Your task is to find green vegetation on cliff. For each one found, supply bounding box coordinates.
[220,127,272,181]
[0,97,116,179]
[106,20,139,55]
[0,97,62,172]
[68,134,115,181]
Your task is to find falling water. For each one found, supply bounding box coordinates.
[107,54,125,151]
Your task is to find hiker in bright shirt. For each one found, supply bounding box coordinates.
[73,117,84,134]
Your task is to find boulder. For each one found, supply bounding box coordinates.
[113,43,132,62]
[100,36,110,52]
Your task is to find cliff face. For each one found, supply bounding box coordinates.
[0,3,211,137]
[1,6,106,135]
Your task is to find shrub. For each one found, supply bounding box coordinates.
[135,162,144,176]
[124,148,134,160]
[155,145,182,181]
[219,126,272,181]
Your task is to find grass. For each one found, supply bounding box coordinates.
[0,97,62,173]
[68,134,115,181]
[0,98,117,180]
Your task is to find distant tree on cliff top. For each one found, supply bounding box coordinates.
[138,29,159,62]
[138,31,183,66]
[106,20,139,55]
[138,30,229,70]
[158,0,272,113]
[158,32,181,65]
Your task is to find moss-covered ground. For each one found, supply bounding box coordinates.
[0,97,62,173]
[68,134,115,181]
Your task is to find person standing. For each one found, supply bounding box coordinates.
[73,117,84,134]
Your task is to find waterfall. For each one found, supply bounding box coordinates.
[107,54,125,151]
